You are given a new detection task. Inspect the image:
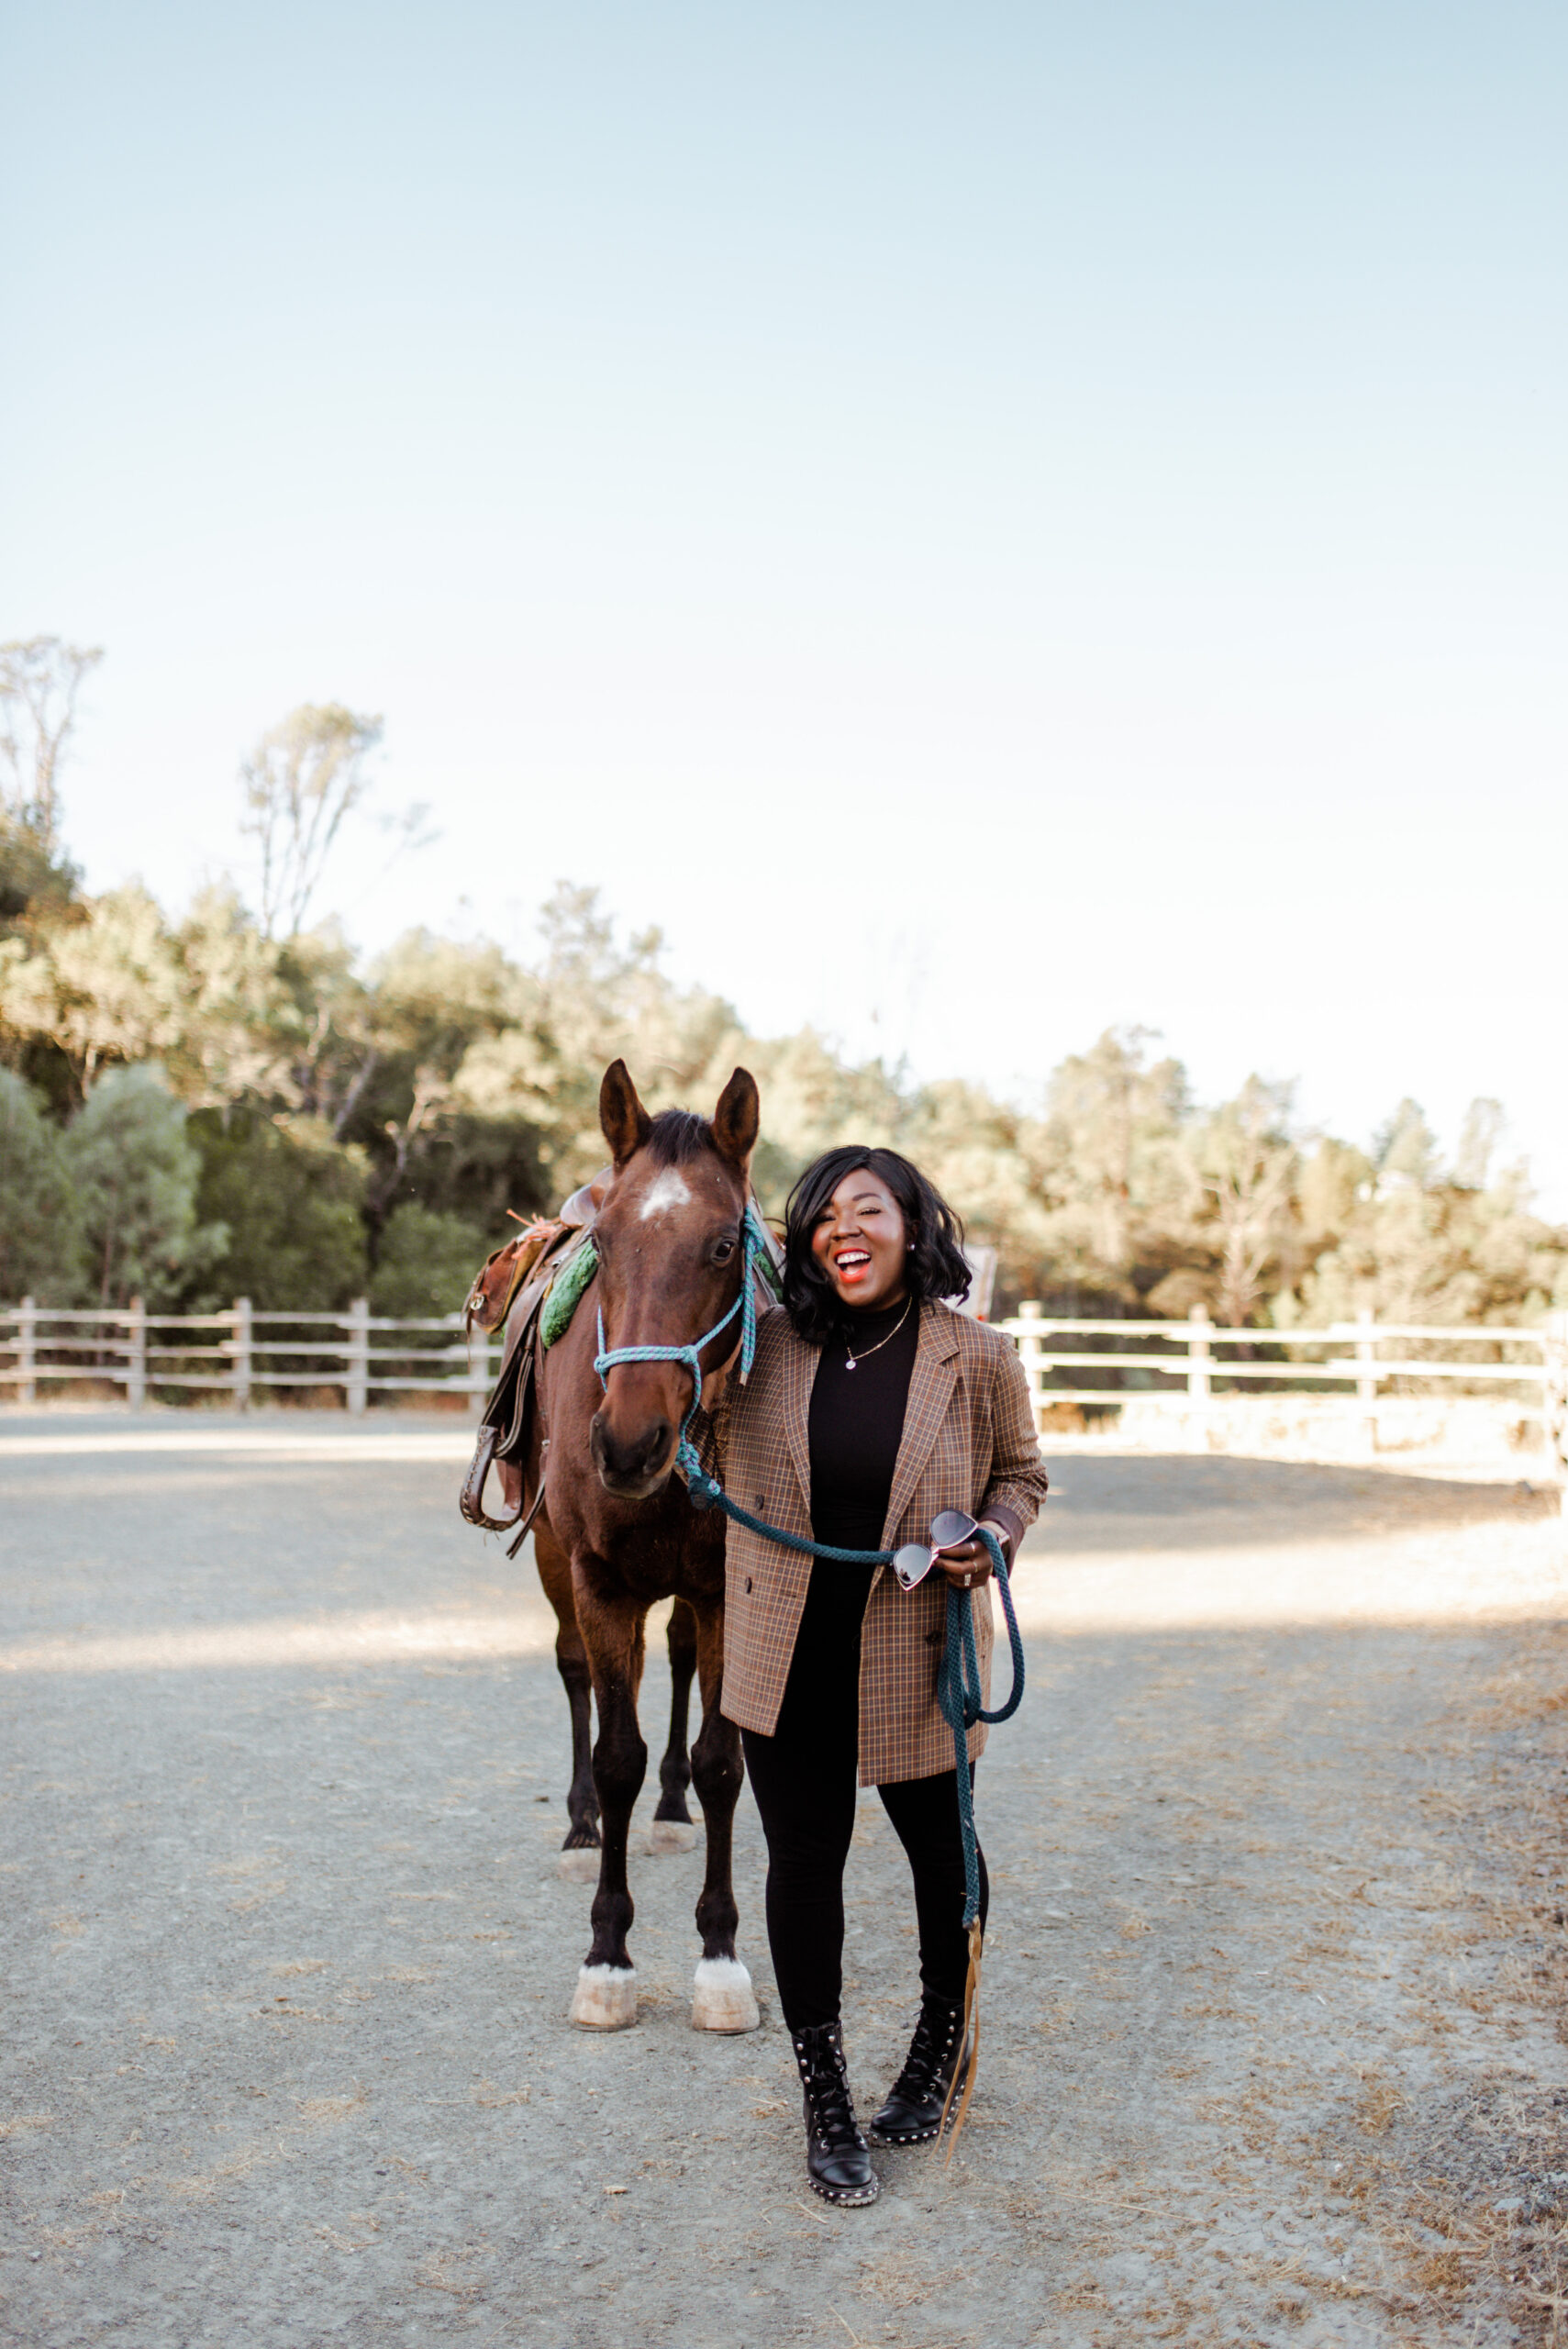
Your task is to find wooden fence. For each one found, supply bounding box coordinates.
[3,1298,1565,1457]
[996,1302,1568,1441]
[0,1298,497,1412]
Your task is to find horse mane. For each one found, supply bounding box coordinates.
[641,1108,717,1167]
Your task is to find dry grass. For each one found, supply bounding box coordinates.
[1314,1617,1568,2343]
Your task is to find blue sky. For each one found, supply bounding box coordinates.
[5,3,1564,1198]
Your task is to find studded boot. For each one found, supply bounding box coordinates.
[870,1990,970,2145]
[791,2020,879,2206]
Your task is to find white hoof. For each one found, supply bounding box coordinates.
[650,1819,697,1854]
[556,1848,600,1883]
[570,1964,639,2030]
[691,1956,760,2034]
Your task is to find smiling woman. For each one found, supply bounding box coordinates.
[706,1143,1050,2205]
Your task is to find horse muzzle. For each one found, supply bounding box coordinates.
[589,1409,677,1499]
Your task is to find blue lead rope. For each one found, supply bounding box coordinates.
[593,1212,1027,1934]
[679,1459,1024,1933]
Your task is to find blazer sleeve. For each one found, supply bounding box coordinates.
[979,1334,1050,1555]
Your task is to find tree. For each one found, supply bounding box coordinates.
[239,703,384,940]
[186,1112,367,1311]
[0,1070,81,1302]
[1453,1097,1506,1191]
[62,1065,225,1308]
[45,885,186,1085]
[1187,1077,1300,1326]
[368,1202,490,1319]
[1034,1028,1192,1301]
[0,636,102,857]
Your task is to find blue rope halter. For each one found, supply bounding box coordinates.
[593,1200,773,1443]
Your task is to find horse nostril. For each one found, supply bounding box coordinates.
[636,1423,673,1473]
[591,1412,673,1488]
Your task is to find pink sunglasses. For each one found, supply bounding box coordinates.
[892,1509,980,1593]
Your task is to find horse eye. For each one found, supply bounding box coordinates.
[712,1237,736,1263]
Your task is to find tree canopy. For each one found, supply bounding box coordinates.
[2,644,1562,1327]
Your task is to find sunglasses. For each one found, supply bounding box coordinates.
[892,1509,980,1593]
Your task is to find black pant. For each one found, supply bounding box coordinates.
[740,1566,989,2032]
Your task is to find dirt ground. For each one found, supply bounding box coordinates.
[3,1412,1568,2348]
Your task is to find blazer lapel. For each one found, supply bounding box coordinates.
[880,1302,961,1547]
[781,1321,815,1518]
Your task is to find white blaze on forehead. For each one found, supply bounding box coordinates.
[639,1168,693,1221]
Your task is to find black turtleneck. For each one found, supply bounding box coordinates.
[807,1293,921,1563]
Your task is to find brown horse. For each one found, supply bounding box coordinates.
[510,1059,762,2032]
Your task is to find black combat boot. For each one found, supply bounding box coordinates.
[870,1990,970,2145]
[791,2020,879,2206]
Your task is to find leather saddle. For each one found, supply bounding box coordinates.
[459,1180,603,1543]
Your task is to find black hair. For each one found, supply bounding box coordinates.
[781,1145,970,1345]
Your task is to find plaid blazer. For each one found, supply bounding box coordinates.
[708,1300,1049,1786]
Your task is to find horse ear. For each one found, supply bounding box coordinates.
[712,1066,760,1171]
[599,1061,653,1166]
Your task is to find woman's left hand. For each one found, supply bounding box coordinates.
[933,1522,1008,1591]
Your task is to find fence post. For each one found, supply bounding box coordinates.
[345,1297,370,1416]
[1354,1305,1380,1455]
[466,1322,489,1419]
[1544,1311,1568,1516]
[18,1296,37,1406]
[232,1297,252,1412]
[1186,1305,1212,1404]
[1355,1308,1378,1408]
[1017,1300,1045,1431]
[127,1297,147,1409]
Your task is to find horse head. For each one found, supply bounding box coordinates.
[588,1057,761,1500]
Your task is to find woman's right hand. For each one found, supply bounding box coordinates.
[932,1520,1009,1591]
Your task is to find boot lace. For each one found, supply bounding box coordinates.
[798,2034,862,2150]
[891,1998,963,2103]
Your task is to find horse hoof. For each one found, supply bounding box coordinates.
[570,1965,639,2030]
[650,1820,697,1854]
[691,1957,760,2034]
[557,1849,600,1883]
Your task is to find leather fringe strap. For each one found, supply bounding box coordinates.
[938,1918,984,2159]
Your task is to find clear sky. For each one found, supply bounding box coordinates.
[5,3,1563,1199]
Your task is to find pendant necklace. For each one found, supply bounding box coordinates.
[844,1294,913,1372]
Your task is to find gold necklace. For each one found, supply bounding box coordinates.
[844,1294,913,1371]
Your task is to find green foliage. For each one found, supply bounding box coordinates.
[367,1203,490,1320]
[1,814,1563,1330]
[0,1069,81,1302]
[186,1112,368,1312]
[0,810,79,929]
[62,1065,227,1308]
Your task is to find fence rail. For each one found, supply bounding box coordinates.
[3,1298,1566,1459]
[0,1298,498,1413]
[997,1303,1568,1441]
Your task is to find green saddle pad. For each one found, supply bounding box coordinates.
[539,1238,599,1350]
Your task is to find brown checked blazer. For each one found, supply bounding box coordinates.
[706,1299,1049,1786]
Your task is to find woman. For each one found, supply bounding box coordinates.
[711,1145,1048,2206]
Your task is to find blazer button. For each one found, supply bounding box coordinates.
[755,1495,766,1510]
[745,1576,753,1594]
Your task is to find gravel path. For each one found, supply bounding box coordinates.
[3,1413,1565,2347]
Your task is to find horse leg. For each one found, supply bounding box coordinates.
[569,1582,649,2032]
[533,1520,599,1852]
[686,1600,759,2033]
[651,1598,698,1853]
